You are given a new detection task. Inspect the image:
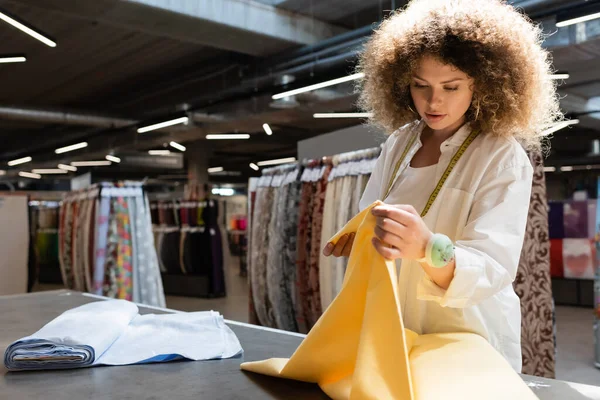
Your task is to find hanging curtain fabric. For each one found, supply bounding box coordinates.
[58,183,166,307]
[248,146,381,332]
[514,149,555,378]
[247,178,260,326]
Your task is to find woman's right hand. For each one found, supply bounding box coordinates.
[322,233,356,257]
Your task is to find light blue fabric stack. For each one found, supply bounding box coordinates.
[4,300,243,371]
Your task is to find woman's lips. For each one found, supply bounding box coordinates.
[425,113,446,123]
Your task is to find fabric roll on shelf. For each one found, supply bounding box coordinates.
[58,183,166,307]
[247,145,381,332]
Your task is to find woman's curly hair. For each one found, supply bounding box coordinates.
[356,0,562,149]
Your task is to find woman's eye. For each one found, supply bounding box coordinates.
[413,83,428,88]
[445,86,459,91]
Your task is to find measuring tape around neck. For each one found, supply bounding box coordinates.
[383,128,480,217]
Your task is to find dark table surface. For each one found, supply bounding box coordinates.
[1,290,599,400]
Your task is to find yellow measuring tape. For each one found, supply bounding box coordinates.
[383,128,480,217]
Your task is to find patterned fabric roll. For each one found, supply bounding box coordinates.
[94,197,112,295]
[295,181,315,333]
[319,174,339,311]
[514,149,555,378]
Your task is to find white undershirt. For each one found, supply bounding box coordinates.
[384,164,438,214]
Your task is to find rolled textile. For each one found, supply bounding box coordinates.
[4,299,242,371]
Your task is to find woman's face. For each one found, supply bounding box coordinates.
[409,54,475,134]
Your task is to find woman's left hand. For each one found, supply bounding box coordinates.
[371,204,433,261]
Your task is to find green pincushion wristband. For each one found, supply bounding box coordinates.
[417,233,455,268]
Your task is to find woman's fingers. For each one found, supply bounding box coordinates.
[372,237,403,260]
[374,225,404,249]
[342,233,355,257]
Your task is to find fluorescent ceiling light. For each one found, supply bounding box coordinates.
[18,171,41,179]
[8,156,32,166]
[105,155,121,163]
[249,163,259,171]
[549,74,570,80]
[205,134,250,140]
[273,72,365,100]
[313,112,373,119]
[543,166,556,173]
[148,150,171,156]
[257,157,296,167]
[70,161,112,167]
[0,11,56,47]
[262,123,273,136]
[0,56,26,63]
[208,167,224,173]
[137,116,188,133]
[55,142,88,154]
[560,166,574,172]
[212,188,235,196]
[556,11,600,28]
[31,169,67,174]
[169,141,186,152]
[541,119,579,136]
[58,164,77,172]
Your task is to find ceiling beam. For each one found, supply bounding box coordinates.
[7,0,348,56]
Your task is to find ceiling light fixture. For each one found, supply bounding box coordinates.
[105,155,121,163]
[262,123,273,136]
[31,169,67,174]
[137,116,189,133]
[560,166,574,172]
[70,161,112,167]
[169,141,186,152]
[556,4,600,28]
[212,188,235,196]
[272,72,365,100]
[148,150,171,156]
[18,171,41,179]
[543,166,556,173]
[8,156,32,166]
[249,163,259,171]
[313,112,373,119]
[55,142,88,154]
[205,134,250,140]
[58,164,77,172]
[0,56,26,63]
[541,119,580,136]
[208,167,224,173]
[549,74,570,80]
[0,10,56,47]
[257,157,297,167]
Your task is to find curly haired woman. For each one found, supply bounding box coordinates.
[323,0,561,371]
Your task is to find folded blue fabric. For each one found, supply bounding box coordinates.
[4,300,243,371]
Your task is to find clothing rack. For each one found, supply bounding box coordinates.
[248,146,380,333]
[58,182,166,307]
[150,197,226,298]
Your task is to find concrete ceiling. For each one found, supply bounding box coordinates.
[0,0,599,186]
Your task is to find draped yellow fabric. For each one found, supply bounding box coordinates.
[240,201,538,400]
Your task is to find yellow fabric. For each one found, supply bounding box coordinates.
[240,201,538,400]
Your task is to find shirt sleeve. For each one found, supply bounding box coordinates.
[417,162,533,308]
[359,138,391,211]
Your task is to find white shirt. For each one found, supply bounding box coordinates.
[359,120,533,372]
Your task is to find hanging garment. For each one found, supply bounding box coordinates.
[85,199,97,292]
[319,172,340,311]
[103,204,119,299]
[127,198,142,303]
[548,201,565,239]
[247,182,260,326]
[295,179,316,333]
[283,177,302,329]
[81,199,95,292]
[93,197,111,295]
[250,184,277,328]
[306,165,332,326]
[513,150,556,378]
[160,229,182,275]
[241,202,537,400]
[206,200,226,297]
[179,203,190,274]
[549,239,564,278]
[71,201,85,292]
[135,195,166,307]
[332,175,353,298]
[114,197,133,300]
